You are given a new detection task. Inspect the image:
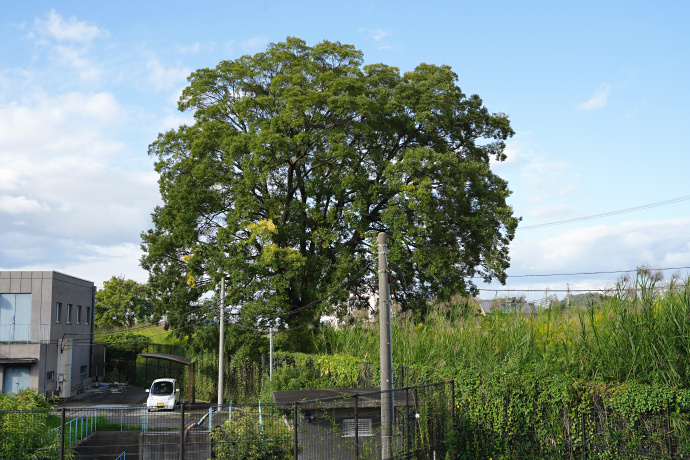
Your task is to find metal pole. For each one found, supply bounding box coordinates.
[354,394,359,460]
[179,403,185,460]
[379,232,394,459]
[218,279,225,404]
[60,407,65,460]
[450,380,455,421]
[406,387,410,455]
[269,327,273,382]
[293,402,299,460]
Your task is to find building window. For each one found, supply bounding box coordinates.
[46,371,55,381]
[80,365,87,376]
[86,306,91,325]
[76,305,82,324]
[342,419,373,437]
[56,302,62,323]
[0,294,32,341]
[66,304,72,324]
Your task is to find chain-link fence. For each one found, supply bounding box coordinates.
[0,381,453,460]
[454,395,690,459]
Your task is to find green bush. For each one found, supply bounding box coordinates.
[211,408,292,459]
[0,389,73,460]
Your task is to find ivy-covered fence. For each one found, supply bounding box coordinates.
[269,354,690,458]
[450,373,690,459]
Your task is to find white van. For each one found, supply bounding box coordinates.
[146,378,180,411]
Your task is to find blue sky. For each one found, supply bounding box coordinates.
[1,1,689,300]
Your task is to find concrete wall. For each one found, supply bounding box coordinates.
[73,431,211,460]
[74,431,140,460]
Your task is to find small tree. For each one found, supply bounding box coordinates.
[95,276,153,329]
[211,410,292,459]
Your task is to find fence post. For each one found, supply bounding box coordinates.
[406,387,410,456]
[60,407,65,460]
[293,402,299,460]
[581,409,586,460]
[179,403,185,460]
[450,380,455,421]
[666,404,673,457]
[354,394,359,460]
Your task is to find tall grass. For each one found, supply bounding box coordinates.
[317,271,690,388]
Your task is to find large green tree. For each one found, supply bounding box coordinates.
[141,37,518,338]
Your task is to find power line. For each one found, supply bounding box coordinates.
[261,261,373,320]
[35,319,210,348]
[485,265,690,279]
[479,288,608,293]
[520,194,690,230]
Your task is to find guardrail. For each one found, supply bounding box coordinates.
[49,409,98,449]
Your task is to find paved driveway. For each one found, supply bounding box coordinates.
[59,384,148,408]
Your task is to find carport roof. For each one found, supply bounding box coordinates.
[139,353,192,366]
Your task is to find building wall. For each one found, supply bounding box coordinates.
[0,271,95,397]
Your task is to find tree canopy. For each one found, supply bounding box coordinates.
[141,37,519,340]
[95,276,153,329]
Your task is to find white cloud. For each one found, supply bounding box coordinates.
[492,138,525,168]
[626,101,645,118]
[178,43,201,54]
[577,83,611,110]
[0,195,48,214]
[0,169,22,191]
[146,59,191,91]
[0,90,125,160]
[358,28,393,41]
[159,113,194,132]
[52,44,103,82]
[527,203,578,221]
[0,83,159,282]
[33,10,108,43]
[0,241,150,288]
[29,11,108,83]
[240,36,269,54]
[478,218,690,301]
[518,219,690,276]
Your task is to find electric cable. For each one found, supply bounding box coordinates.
[520,194,690,230]
[478,265,690,279]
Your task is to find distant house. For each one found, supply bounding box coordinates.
[478,298,538,315]
[0,271,95,398]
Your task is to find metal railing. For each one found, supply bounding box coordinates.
[48,409,98,449]
[0,323,48,343]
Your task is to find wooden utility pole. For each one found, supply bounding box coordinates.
[378,232,394,459]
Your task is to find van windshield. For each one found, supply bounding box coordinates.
[151,381,173,395]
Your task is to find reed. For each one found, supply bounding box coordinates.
[318,271,690,388]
